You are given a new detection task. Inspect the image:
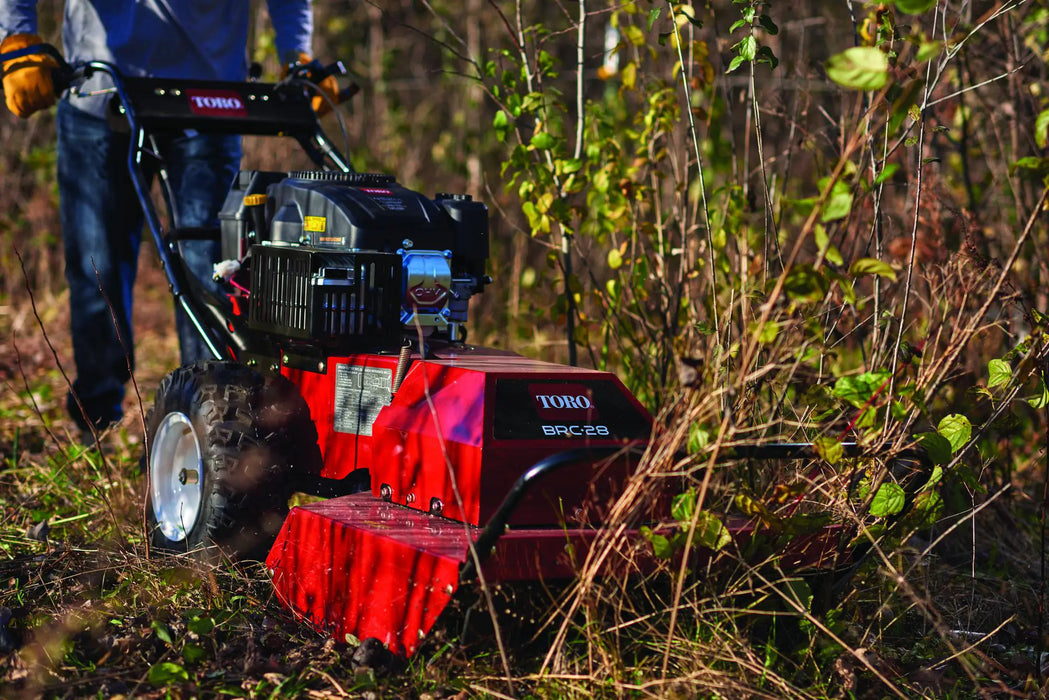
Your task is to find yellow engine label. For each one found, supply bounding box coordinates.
[304,216,327,233]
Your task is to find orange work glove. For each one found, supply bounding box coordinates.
[1,34,59,118]
[289,52,340,117]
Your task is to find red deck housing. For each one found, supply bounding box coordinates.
[269,346,656,653]
[283,346,652,525]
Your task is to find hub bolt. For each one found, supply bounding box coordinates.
[429,497,443,515]
[178,469,199,485]
[380,483,393,501]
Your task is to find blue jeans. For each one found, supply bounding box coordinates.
[57,100,241,430]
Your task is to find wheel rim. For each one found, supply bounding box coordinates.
[150,411,204,542]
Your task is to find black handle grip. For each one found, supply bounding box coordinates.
[338,83,360,102]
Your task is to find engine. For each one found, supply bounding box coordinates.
[217,170,489,352]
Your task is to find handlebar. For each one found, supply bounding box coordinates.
[0,42,358,113]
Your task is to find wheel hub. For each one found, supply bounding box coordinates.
[150,412,204,542]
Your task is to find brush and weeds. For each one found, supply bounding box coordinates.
[3,0,1049,697]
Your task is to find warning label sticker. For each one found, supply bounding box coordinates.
[333,364,392,436]
[304,215,327,233]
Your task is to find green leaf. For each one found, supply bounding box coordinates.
[937,414,971,453]
[561,158,583,174]
[783,264,829,302]
[1028,377,1049,409]
[955,463,988,494]
[987,358,1012,388]
[752,320,779,344]
[640,525,676,559]
[815,224,844,265]
[909,490,944,527]
[187,615,215,636]
[151,621,174,645]
[874,163,900,184]
[756,46,779,70]
[677,4,703,27]
[1037,109,1049,150]
[759,14,779,34]
[621,61,637,89]
[671,488,697,524]
[835,275,856,304]
[916,431,952,465]
[693,510,732,551]
[727,54,746,73]
[849,257,898,281]
[687,423,711,453]
[738,36,757,61]
[622,24,646,47]
[870,482,906,517]
[182,643,207,665]
[821,179,854,222]
[826,245,844,267]
[148,661,190,686]
[832,370,890,408]
[530,132,556,150]
[814,436,844,465]
[492,110,510,141]
[814,223,829,250]
[921,465,943,491]
[895,0,937,15]
[607,248,624,270]
[1012,156,1049,173]
[520,91,545,113]
[825,47,889,91]
[647,8,662,32]
[916,40,943,62]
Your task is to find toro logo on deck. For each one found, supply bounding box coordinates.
[186,90,247,117]
[530,383,598,421]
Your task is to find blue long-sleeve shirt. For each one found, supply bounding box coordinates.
[0,0,313,116]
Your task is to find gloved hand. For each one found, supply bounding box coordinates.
[287,52,340,117]
[1,34,59,118]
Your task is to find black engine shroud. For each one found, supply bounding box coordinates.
[218,171,489,351]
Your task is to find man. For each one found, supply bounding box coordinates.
[0,1,336,436]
